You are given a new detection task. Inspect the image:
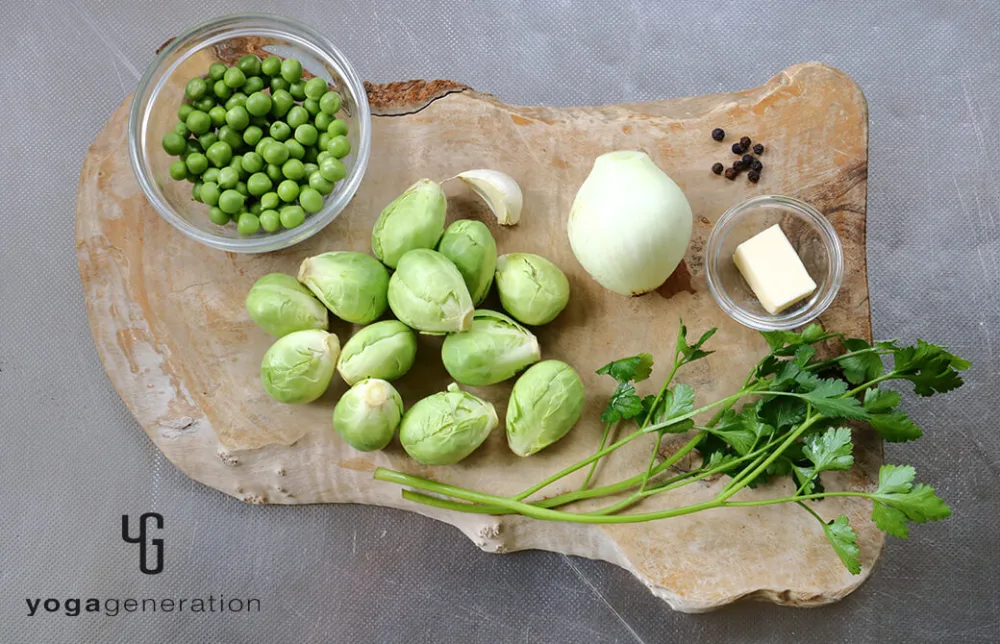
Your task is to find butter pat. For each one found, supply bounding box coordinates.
[733,224,817,314]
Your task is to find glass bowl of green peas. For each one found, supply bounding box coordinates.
[129,14,371,253]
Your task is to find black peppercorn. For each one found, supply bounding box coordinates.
[750,159,763,171]
[747,170,761,183]
[712,128,725,142]
[733,159,745,170]
[752,143,764,155]
[741,154,754,166]
[724,167,738,180]
[740,136,752,149]
[711,162,724,175]
[732,142,745,155]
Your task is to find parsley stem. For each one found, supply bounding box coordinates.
[844,372,897,398]
[797,500,824,523]
[723,491,872,507]
[578,421,613,491]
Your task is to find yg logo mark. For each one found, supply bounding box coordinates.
[121,513,164,575]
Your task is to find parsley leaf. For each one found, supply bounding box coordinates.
[706,450,739,470]
[890,340,970,396]
[707,408,772,455]
[795,344,816,367]
[871,464,952,538]
[760,323,827,356]
[838,338,885,385]
[869,410,923,442]
[677,320,717,363]
[822,515,862,574]
[601,382,644,424]
[596,353,654,384]
[803,427,854,472]
[760,396,807,429]
[863,388,901,413]
[799,379,869,419]
[641,384,696,432]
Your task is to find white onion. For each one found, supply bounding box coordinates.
[567,151,693,296]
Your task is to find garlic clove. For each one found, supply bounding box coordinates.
[456,169,523,225]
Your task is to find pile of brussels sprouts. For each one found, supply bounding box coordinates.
[247,178,583,464]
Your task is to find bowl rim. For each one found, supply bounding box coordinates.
[127,13,371,253]
[704,194,844,331]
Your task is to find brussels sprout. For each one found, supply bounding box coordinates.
[399,383,497,465]
[495,253,570,325]
[298,252,390,324]
[260,329,340,404]
[337,321,418,385]
[371,178,447,269]
[333,378,403,451]
[245,273,329,337]
[388,249,474,334]
[441,310,540,386]
[506,360,585,456]
[437,219,497,305]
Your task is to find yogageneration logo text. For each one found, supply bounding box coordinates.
[121,513,164,575]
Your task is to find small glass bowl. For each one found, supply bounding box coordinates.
[704,195,844,331]
[128,14,371,253]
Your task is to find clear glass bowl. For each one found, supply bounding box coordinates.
[704,195,844,331]
[128,14,371,253]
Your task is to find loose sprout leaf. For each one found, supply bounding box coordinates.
[869,410,923,442]
[677,320,717,362]
[871,464,952,538]
[822,515,862,574]
[597,353,654,384]
[838,338,885,385]
[803,427,855,472]
[863,388,901,413]
[795,344,816,368]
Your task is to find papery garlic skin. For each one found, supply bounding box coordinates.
[457,169,523,225]
[568,151,692,297]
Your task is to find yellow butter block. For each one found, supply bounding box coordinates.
[733,224,817,315]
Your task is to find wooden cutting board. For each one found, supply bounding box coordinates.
[76,61,876,612]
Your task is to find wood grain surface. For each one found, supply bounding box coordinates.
[76,61,876,612]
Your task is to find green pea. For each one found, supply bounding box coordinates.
[318,132,332,151]
[261,55,281,77]
[249,202,263,215]
[185,172,199,184]
[208,207,229,226]
[217,125,243,150]
[237,212,261,235]
[316,150,332,164]
[270,76,290,92]
[308,172,334,195]
[202,167,220,184]
[250,115,270,128]
[262,141,290,165]
[281,159,305,180]
[162,132,187,155]
[286,106,309,129]
[242,151,264,173]
[183,141,202,160]
[185,153,208,175]
[303,98,320,116]
[266,163,283,183]
[173,123,190,139]
[315,111,334,131]
[177,103,194,121]
[254,136,274,155]
[319,157,346,182]
[208,62,227,81]
[302,162,318,177]
[294,124,318,146]
[225,106,250,131]
[260,192,280,210]
[289,80,306,100]
[320,91,342,115]
[209,105,227,127]
[235,180,249,197]
[284,139,305,160]
[185,77,208,100]
[205,141,233,168]
[230,155,245,177]
[280,205,306,229]
[327,135,351,158]
[243,76,265,95]
[223,66,246,88]
[218,166,239,189]
[277,179,300,202]
[224,92,248,111]
[303,146,319,164]
[200,181,221,206]
[245,91,272,116]
[270,89,293,118]
[213,79,232,100]
[237,54,261,77]
[247,172,273,196]
[197,132,218,151]
[193,96,216,112]
[269,121,291,142]
[242,125,263,147]
[299,187,324,213]
[280,58,303,83]
[192,181,203,201]
[328,118,348,136]
[260,209,281,232]
[185,110,211,135]
[168,160,187,180]
[303,77,327,100]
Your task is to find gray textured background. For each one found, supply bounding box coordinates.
[2,1,999,642]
